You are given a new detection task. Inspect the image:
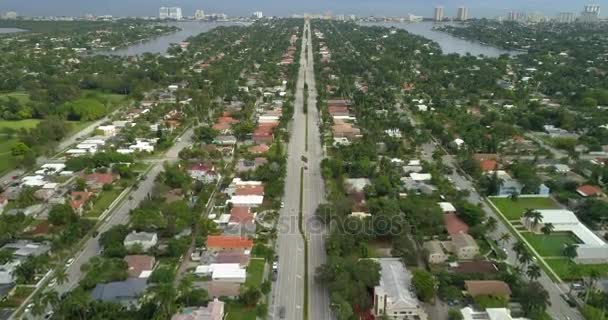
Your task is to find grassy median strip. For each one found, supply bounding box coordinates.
[298,167,309,320]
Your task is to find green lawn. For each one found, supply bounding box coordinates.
[0,286,34,308]
[522,232,581,257]
[245,259,265,287]
[0,92,31,104]
[225,302,257,320]
[546,258,608,280]
[85,188,123,218]
[489,197,560,220]
[0,139,18,174]
[0,119,41,130]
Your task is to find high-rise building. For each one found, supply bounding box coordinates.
[3,11,18,19]
[579,4,600,22]
[456,7,469,21]
[557,12,575,23]
[194,9,205,20]
[253,11,263,19]
[159,7,182,20]
[507,11,525,21]
[434,6,444,21]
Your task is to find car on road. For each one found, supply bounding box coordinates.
[561,294,577,308]
[272,261,278,271]
[278,306,286,319]
[92,231,99,237]
[65,258,75,267]
[280,201,284,208]
[44,311,54,319]
[49,279,57,287]
[301,155,308,163]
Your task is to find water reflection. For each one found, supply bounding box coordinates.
[97,21,247,56]
[362,22,518,57]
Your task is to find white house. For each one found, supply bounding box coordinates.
[123,231,158,251]
[521,209,608,264]
[460,307,528,320]
[373,258,428,320]
[227,195,264,208]
[410,173,432,181]
[187,163,218,183]
[36,163,66,175]
[97,125,117,136]
[453,138,465,150]
[194,263,246,283]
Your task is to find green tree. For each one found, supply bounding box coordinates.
[411,269,437,302]
[48,204,78,226]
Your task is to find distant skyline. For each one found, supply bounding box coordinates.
[0,0,605,18]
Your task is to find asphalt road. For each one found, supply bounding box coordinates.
[270,20,309,320]
[302,20,333,320]
[21,128,194,320]
[413,115,582,320]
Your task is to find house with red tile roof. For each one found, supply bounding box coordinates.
[252,131,274,144]
[479,159,498,172]
[235,185,264,196]
[85,173,115,190]
[70,191,92,215]
[206,235,253,252]
[212,122,231,132]
[577,185,603,197]
[248,144,270,154]
[229,207,255,225]
[443,213,470,236]
[124,255,156,278]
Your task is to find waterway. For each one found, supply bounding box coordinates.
[0,28,26,34]
[96,21,246,56]
[362,21,518,57]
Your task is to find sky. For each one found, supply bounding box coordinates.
[0,0,605,18]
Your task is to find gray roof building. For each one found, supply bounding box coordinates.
[90,278,148,307]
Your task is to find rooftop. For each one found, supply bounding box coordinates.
[206,235,253,250]
[465,280,511,298]
[375,258,421,310]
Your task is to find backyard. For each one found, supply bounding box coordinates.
[489,197,560,220]
[245,258,265,287]
[522,232,581,257]
[225,302,257,320]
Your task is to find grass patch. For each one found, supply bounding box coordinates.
[0,286,35,308]
[0,92,30,104]
[522,232,581,257]
[245,259,265,287]
[225,302,257,320]
[85,188,124,218]
[0,119,40,130]
[546,258,608,280]
[489,197,560,220]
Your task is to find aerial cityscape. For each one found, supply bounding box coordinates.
[0,1,607,320]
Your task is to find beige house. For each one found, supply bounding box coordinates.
[442,233,479,260]
[423,240,448,264]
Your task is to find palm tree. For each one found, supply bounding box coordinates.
[540,222,554,247]
[485,217,498,233]
[512,241,526,260]
[53,267,68,286]
[152,282,177,319]
[527,264,542,281]
[499,232,511,246]
[518,249,533,266]
[43,291,60,310]
[563,243,579,261]
[523,209,543,230]
[30,295,46,317]
[584,270,600,303]
[178,274,195,306]
[509,191,519,201]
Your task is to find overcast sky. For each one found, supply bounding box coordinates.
[0,0,604,18]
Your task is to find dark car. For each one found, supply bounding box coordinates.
[278,306,286,319]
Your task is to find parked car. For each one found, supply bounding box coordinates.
[279,306,286,319]
[65,258,75,267]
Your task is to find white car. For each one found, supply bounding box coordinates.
[65,258,75,267]
[280,201,285,208]
[49,279,57,287]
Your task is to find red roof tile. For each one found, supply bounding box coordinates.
[577,185,602,197]
[443,213,470,236]
[86,173,114,185]
[479,159,498,172]
[206,235,253,250]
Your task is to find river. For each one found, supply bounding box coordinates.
[97,21,246,56]
[362,22,517,57]
[0,28,26,34]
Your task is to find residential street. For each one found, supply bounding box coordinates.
[413,112,582,320]
[20,127,194,320]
